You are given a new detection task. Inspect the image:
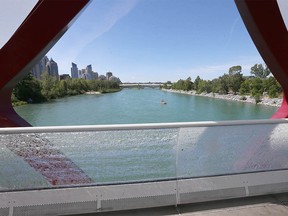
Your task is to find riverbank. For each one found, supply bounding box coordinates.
[13,88,122,107]
[85,91,101,95]
[85,88,122,95]
[162,89,282,107]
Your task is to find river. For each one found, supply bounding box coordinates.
[14,88,277,126]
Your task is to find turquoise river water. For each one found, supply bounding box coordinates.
[14,88,278,126]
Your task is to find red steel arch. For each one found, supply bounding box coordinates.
[0,0,90,127]
[235,0,288,118]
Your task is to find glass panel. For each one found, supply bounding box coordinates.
[0,140,49,190]
[0,128,178,190]
[177,123,288,178]
[43,129,178,183]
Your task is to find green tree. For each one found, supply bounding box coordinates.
[251,77,264,100]
[67,78,84,95]
[239,79,252,95]
[211,78,221,93]
[13,72,121,104]
[194,76,201,91]
[184,77,193,91]
[40,72,59,99]
[218,74,229,94]
[172,79,185,90]
[228,73,244,94]
[263,76,282,98]
[87,80,98,91]
[228,65,242,76]
[57,80,68,97]
[13,72,45,102]
[197,80,212,93]
[250,64,271,79]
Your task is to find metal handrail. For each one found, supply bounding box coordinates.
[0,118,287,134]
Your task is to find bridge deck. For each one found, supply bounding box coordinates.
[72,193,288,216]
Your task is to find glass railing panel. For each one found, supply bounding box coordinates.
[1,120,288,192]
[0,135,50,190]
[42,129,178,183]
[176,123,288,179]
[0,128,178,191]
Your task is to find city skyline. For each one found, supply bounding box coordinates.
[31,56,121,82]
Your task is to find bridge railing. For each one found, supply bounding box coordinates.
[0,119,288,215]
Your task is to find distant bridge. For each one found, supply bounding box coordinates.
[120,83,162,88]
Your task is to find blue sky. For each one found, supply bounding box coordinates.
[6,0,266,83]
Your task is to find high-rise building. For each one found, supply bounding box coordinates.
[98,75,106,80]
[71,62,78,78]
[106,72,113,80]
[86,64,94,80]
[109,76,121,83]
[31,56,49,79]
[86,65,98,79]
[86,64,92,73]
[46,58,59,78]
[91,71,98,80]
[80,69,90,80]
[79,64,98,80]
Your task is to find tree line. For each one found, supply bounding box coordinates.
[12,72,121,105]
[161,64,282,102]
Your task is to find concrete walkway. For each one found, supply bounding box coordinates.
[71,193,288,216]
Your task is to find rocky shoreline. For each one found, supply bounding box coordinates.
[85,91,102,95]
[162,89,282,107]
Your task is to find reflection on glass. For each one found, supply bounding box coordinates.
[177,124,288,178]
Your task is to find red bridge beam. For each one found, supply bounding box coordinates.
[0,0,90,127]
[235,0,288,118]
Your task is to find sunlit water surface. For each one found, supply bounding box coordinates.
[14,88,277,126]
